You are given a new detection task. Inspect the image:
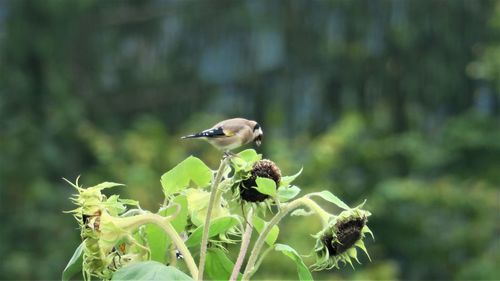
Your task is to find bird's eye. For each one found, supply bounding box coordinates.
[253,124,260,131]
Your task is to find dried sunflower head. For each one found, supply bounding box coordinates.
[313,207,372,270]
[238,159,281,202]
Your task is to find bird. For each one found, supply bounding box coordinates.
[181,118,263,152]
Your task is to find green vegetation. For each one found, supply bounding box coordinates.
[63,149,372,280]
[0,0,499,280]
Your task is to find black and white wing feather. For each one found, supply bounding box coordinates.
[181,127,226,139]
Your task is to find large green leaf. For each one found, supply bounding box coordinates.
[161,156,212,196]
[206,248,240,281]
[62,242,83,281]
[279,168,303,187]
[170,195,189,232]
[146,195,188,263]
[185,188,230,227]
[310,191,350,210]
[277,185,301,202]
[252,216,279,246]
[255,177,277,197]
[238,149,261,163]
[111,261,192,280]
[185,216,240,247]
[274,244,313,281]
[232,149,262,171]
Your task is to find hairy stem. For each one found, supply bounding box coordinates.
[148,214,198,279]
[241,209,287,281]
[197,158,228,281]
[242,197,330,280]
[300,197,331,226]
[252,245,274,275]
[230,208,254,281]
[169,243,177,267]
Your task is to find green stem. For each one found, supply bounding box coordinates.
[242,196,331,280]
[169,243,177,267]
[251,245,274,277]
[108,212,198,278]
[241,206,292,280]
[300,197,331,226]
[198,158,228,281]
[230,208,254,281]
[147,214,198,279]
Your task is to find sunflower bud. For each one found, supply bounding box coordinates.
[239,159,281,202]
[313,208,372,270]
[66,180,148,280]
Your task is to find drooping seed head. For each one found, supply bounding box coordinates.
[239,159,281,202]
[313,208,372,270]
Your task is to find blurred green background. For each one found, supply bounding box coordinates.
[1,0,499,280]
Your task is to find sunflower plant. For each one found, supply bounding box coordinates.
[63,149,373,281]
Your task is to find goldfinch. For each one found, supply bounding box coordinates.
[181,118,263,151]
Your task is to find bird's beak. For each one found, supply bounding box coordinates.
[255,135,262,146]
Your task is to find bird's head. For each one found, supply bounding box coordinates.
[251,122,263,146]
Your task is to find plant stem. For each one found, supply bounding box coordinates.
[242,197,329,280]
[169,243,177,267]
[148,214,198,279]
[242,209,287,280]
[230,208,254,281]
[197,157,228,281]
[251,245,274,277]
[300,197,331,226]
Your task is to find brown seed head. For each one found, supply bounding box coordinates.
[322,216,367,256]
[239,159,281,202]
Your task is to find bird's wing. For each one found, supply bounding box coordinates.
[214,118,250,135]
[181,127,226,139]
[191,125,243,138]
[197,127,227,138]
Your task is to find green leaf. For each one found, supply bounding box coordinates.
[146,195,188,263]
[238,149,261,163]
[232,149,262,171]
[310,191,350,210]
[255,177,277,197]
[104,195,127,216]
[185,216,240,247]
[91,181,124,191]
[62,242,83,281]
[280,168,303,187]
[355,199,367,209]
[362,225,375,240]
[185,188,230,226]
[111,261,192,280]
[274,244,313,281]
[355,239,371,261]
[252,216,279,246]
[206,248,240,281]
[277,185,301,202]
[347,247,360,264]
[170,195,189,232]
[161,156,212,196]
[145,215,169,263]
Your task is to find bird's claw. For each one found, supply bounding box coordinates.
[223,151,238,159]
